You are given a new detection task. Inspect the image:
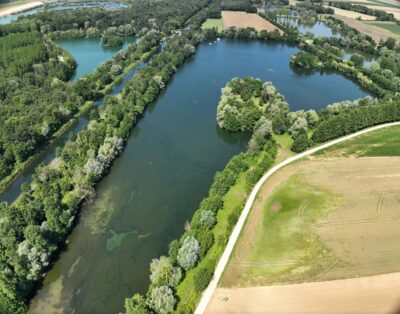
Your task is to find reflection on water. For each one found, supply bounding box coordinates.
[277,17,341,38]
[28,39,371,314]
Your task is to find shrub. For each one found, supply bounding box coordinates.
[147,286,176,314]
[177,236,201,271]
[193,265,214,293]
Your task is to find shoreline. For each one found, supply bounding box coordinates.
[195,121,400,314]
[0,1,43,18]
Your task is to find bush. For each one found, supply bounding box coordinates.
[291,130,309,153]
[177,236,201,271]
[193,265,214,293]
[147,286,176,314]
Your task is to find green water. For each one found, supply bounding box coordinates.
[28,39,370,314]
[56,36,136,80]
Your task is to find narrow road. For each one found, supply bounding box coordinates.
[195,121,400,314]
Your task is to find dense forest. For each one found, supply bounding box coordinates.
[0,0,399,312]
[0,0,214,187]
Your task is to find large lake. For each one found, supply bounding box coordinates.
[27,39,370,313]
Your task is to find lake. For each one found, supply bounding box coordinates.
[56,36,136,80]
[27,39,370,314]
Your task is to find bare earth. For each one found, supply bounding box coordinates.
[221,11,283,34]
[333,15,400,42]
[207,272,400,314]
[0,1,43,18]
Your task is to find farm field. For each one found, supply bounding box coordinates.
[221,157,400,287]
[315,124,400,157]
[325,5,376,20]
[0,0,42,17]
[211,124,400,313]
[333,15,400,41]
[207,272,400,313]
[201,18,225,32]
[221,11,284,33]
[326,0,400,8]
[373,22,400,35]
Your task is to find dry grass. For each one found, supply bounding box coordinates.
[0,1,43,17]
[325,5,377,20]
[333,15,400,41]
[221,11,284,34]
[222,157,400,287]
[207,272,400,313]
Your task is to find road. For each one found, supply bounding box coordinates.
[194,121,400,314]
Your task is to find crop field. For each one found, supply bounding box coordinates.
[221,11,284,33]
[201,18,225,32]
[333,15,400,41]
[221,157,400,287]
[325,5,377,20]
[373,22,400,35]
[315,124,400,157]
[208,125,400,313]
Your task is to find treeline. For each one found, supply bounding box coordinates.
[328,1,396,21]
[0,0,211,38]
[0,29,161,186]
[125,101,279,314]
[312,96,400,142]
[290,38,399,97]
[0,32,198,314]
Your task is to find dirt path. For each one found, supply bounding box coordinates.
[206,272,400,313]
[0,1,43,18]
[194,121,400,314]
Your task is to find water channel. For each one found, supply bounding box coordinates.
[27,39,370,314]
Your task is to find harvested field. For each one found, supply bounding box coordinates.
[207,272,400,313]
[221,157,400,288]
[325,5,377,19]
[0,1,42,17]
[366,5,400,19]
[333,15,400,41]
[221,11,284,34]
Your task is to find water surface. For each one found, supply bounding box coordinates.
[278,17,341,38]
[56,36,136,80]
[28,39,370,314]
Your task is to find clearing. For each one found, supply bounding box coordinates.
[221,11,284,33]
[201,18,225,32]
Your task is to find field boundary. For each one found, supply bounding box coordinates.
[195,121,400,314]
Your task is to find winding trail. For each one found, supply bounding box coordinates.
[195,121,400,314]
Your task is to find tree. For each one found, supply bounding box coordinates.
[291,130,309,153]
[149,256,182,287]
[350,54,364,68]
[177,236,200,271]
[146,286,176,314]
[125,294,147,314]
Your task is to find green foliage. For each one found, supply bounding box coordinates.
[125,294,148,314]
[312,96,400,143]
[102,34,123,47]
[291,130,309,153]
[193,265,213,292]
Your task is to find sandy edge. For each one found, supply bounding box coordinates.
[0,1,43,18]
